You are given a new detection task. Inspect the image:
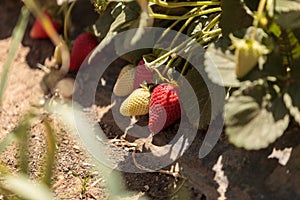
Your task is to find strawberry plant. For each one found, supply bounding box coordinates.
[90,0,300,150]
[204,0,300,149]
[89,0,222,135]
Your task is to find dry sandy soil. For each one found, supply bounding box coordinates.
[1,0,300,200]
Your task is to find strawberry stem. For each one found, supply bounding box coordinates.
[150,7,221,20]
[180,53,193,76]
[169,6,206,48]
[156,7,199,44]
[63,0,77,44]
[251,0,267,41]
[149,0,221,8]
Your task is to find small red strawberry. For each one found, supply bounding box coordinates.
[69,33,99,71]
[133,59,155,89]
[149,83,181,134]
[30,10,61,39]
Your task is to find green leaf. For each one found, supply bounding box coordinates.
[225,82,290,150]
[94,6,115,39]
[276,0,300,12]
[1,174,55,200]
[262,43,287,77]
[180,68,210,129]
[283,82,300,125]
[89,2,140,63]
[0,7,29,106]
[275,0,300,29]
[276,12,300,30]
[204,42,240,87]
[130,0,153,45]
[220,0,253,37]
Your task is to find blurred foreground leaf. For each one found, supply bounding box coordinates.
[0,7,29,106]
[1,174,55,200]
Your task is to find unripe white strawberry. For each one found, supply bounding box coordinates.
[113,64,135,96]
[120,87,150,116]
[230,35,269,78]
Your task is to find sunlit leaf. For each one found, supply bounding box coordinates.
[225,82,290,150]
[276,0,300,12]
[283,82,300,125]
[204,42,240,87]
[275,0,300,29]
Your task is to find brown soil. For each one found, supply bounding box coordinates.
[1,1,300,200]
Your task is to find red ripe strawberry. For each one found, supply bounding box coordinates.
[69,33,99,71]
[133,59,155,89]
[149,83,181,134]
[30,10,61,39]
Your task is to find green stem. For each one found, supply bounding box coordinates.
[150,7,222,20]
[162,56,176,76]
[156,7,199,44]
[63,0,77,43]
[202,13,221,32]
[252,0,267,40]
[169,6,206,48]
[150,0,221,8]
[181,53,193,76]
[203,28,222,36]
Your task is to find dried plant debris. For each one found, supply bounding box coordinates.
[212,156,228,200]
[268,147,292,166]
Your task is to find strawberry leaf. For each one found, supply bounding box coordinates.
[130,0,153,45]
[225,81,290,150]
[180,68,210,129]
[220,0,253,37]
[283,82,300,125]
[276,0,300,12]
[275,0,300,29]
[89,2,140,63]
[204,42,240,87]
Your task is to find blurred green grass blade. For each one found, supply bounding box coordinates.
[11,113,35,175]
[0,133,15,155]
[15,116,31,175]
[1,174,55,200]
[0,6,29,106]
[47,101,135,198]
[41,118,56,187]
